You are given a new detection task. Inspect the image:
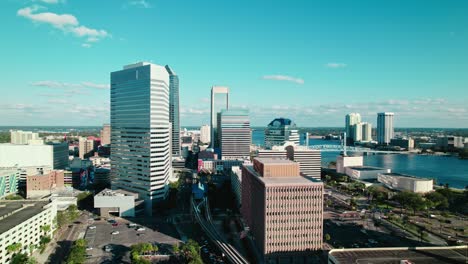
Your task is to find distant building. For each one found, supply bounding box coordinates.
[94,189,138,217]
[352,122,363,142]
[198,159,247,174]
[377,112,394,145]
[218,109,251,160]
[336,155,363,174]
[0,200,57,264]
[100,124,111,146]
[361,122,372,142]
[230,166,242,207]
[79,137,94,159]
[166,65,180,157]
[0,142,68,169]
[345,113,361,143]
[10,130,40,145]
[200,125,211,144]
[210,86,229,149]
[0,168,19,198]
[390,138,414,150]
[345,166,391,180]
[264,118,299,149]
[241,158,323,262]
[26,170,65,199]
[378,173,433,193]
[436,136,465,150]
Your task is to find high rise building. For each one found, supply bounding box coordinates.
[79,137,94,159]
[10,130,40,145]
[218,109,251,160]
[264,118,299,149]
[241,158,323,262]
[361,122,372,142]
[210,86,229,149]
[199,125,211,144]
[165,65,180,157]
[345,113,361,143]
[377,112,394,145]
[111,62,172,215]
[100,124,111,146]
[353,122,363,142]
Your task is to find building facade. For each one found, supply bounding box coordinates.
[352,122,363,142]
[345,113,361,143]
[378,173,433,193]
[26,170,65,198]
[390,138,414,150]
[230,166,242,207]
[111,62,172,215]
[377,112,394,145]
[10,130,40,145]
[210,86,229,149]
[218,109,251,160]
[79,137,94,159]
[0,143,68,170]
[264,118,300,149]
[0,169,18,198]
[199,125,211,144]
[165,65,180,157]
[100,124,111,146]
[361,122,372,142]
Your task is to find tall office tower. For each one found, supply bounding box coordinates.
[264,118,300,149]
[241,158,323,262]
[345,113,361,143]
[352,122,363,142]
[210,86,229,149]
[362,122,372,142]
[100,124,111,146]
[165,65,180,157]
[377,112,394,145]
[199,125,211,144]
[10,130,40,145]
[111,62,172,215]
[218,109,251,160]
[79,137,94,159]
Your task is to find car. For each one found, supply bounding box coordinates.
[128,223,137,227]
[104,245,112,252]
[111,231,119,235]
[112,223,119,227]
[88,226,96,230]
[136,227,146,231]
[86,247,93,251]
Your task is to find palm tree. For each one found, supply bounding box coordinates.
[7,243,22,256]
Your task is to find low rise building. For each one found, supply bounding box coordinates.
[336,155,363,174]
[26,170,65,199]
[0,169,19,199]
[378,173,433,193]
[390,138,415,150]
[10,130,40,145]
[0,200,57,263]
[436,136,465,150]
[0,142,68,169]
[94,189,138,217]
[345,166,391,180]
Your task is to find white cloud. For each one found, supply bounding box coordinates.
[35,0,61,4]
[326,63,347,68]
[31,80,109,89]
[262,75,304,85]
[81,43,91,48]
[129,0,152,8]
[81,82,109,89]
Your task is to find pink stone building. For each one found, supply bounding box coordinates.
[241,158,323,263]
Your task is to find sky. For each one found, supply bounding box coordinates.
[0,0,467,128]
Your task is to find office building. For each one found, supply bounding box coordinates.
[0,142,68,169]
[0,200,57,264]
[264,118,300,149]
[26,170,65,199]
[79,137,94,159]
[377,112,394,145]
[210,86,229,149]
[0,168,19,199]
[10,130,40,145]
[100,124,111,146]
[352,122,363,142]
[257,142,321,179]
[218,109,251,160]
[165,65,180,157]
[94,189,138,217]
[345,113,361,143]
[111,62,172,215]
[378,173,433,193]
[361,122,372,142]
[241,158,323,262]
[200,125,211,144]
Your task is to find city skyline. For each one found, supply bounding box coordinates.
[1,1,468,127]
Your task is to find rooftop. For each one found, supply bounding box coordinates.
[244,165,322,186]
[329,246,467,264]
[96,188,138,197]
[267,118,296,128]
[348,166,388,171]
[380,173,432,181]
[0,200,51,234]
[254,157,296,165]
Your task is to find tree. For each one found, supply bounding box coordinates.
[425,192,449,210]
[393,191,425,215]
[40,225,51,235]
[325,233,331,242]
[66,239,87,264]
[7,243,22,254]
[130,243,157,264]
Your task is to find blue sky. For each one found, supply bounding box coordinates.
[0,0,467,127]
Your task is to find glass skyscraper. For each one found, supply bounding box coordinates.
[165,65,180,157]
[264,118,300,149]
[110,62,172,215]
[210,86,229,149]
[377,112,394,145]
[217,109,251,160]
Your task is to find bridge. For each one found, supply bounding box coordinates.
[307,144,404,154]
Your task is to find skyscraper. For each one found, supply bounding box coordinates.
[199,125,211,144]
[377,112,394,145]
[79,137,94,159]
[210,86,229,149]
[264,118,299,149]
[10,130,40,145]
[100,124,111,146]
[345,113,361,143]
[218,109,251,160]
[165,65,180,157]
[362,122,372,142]
[353,122,363,142]
[111,62,172,215]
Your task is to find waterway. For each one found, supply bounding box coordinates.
[252,129,468,189]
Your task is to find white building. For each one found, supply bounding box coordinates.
[0,200,57,264]
[377,112,394,145]
[200,125,211,144]
[0,143,68,170]
[230,166,242,207]
[211,86,229,149]
[361,122,372,142]
[345,166,391,180]
[218,109,251,160]
[10,130,40,145]
[378,173,433,193]
[345,113,361,142]
[94,189,138,217]
[336,155,363,174]
[0,169,19,198]
[111,62,172,215]
[353,122,363,142]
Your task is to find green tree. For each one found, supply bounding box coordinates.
[66,239,87,264]
[393,191,425,215]
[425,191,449,210]
[40,225,51,235]
[6,243,22,254]
[325,233,331,241]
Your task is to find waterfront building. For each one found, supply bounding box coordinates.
[26,170,65,199]
[352,122,363,142]
[361,122,372,142]
[336,155,363,174]
[210,86,229,149]
[10,130,40,145]
[0,200,57,263]
[264,118,299,149]
[100,124,111,146]
[241,158,323,262]
[344,166,391,180]
[165,65,180,157]
[218,109,251,160]
[200,125,211,144]
[377,112,394,145]
[436,136,465,150]
[111,62,172,215]
[0,168,19,198]
[345,113,361,143]
[390,138,414,150]
[378,173,433,193]
[0,142,68,169]
[79,137,94,159]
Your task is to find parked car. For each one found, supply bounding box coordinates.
[136,227,146,231]
[86,247,93,251]
[88,226,96,230]
[111,231,119,235]
[104,245,112,252]
[128,223,137,227]
[112,222,119,227]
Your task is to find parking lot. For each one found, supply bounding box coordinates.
[84,217,181,263]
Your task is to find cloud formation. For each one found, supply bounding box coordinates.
[31,80,109,89]
[262,75,304,84]
[35,0,61,3]
[129,0,152,8]
[326,63,347,68]
[17,6,110,47]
